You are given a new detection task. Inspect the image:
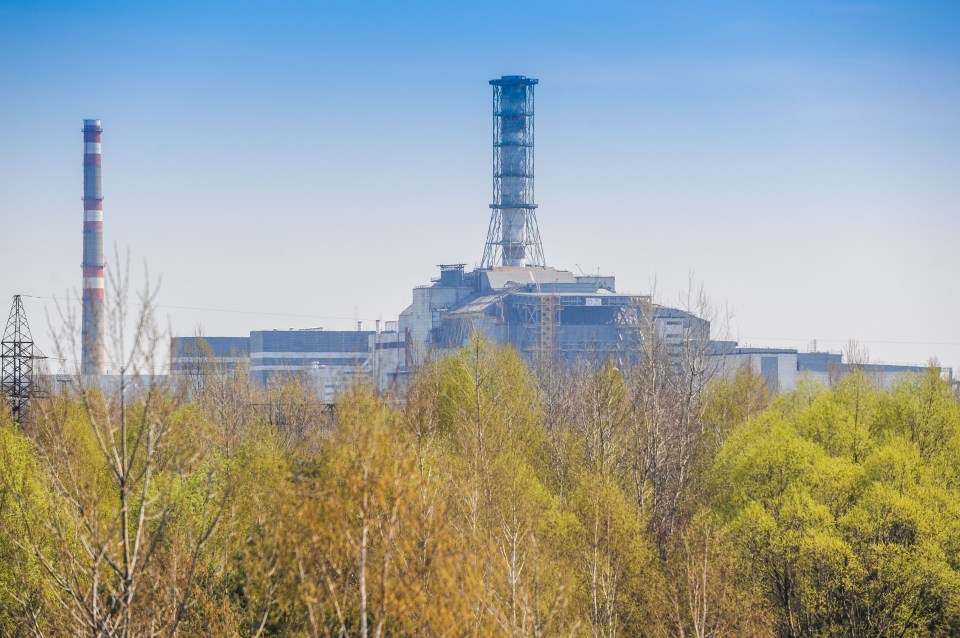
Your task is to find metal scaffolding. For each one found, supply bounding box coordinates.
[482,75,545,268]
[539,293,558,357]
[615,296,647,367]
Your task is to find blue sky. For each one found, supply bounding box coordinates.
[1,0,959,372]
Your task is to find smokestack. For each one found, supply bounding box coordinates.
[481,75,544,268]
[81,119,105,375]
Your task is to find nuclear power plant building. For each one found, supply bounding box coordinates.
[390,76,694,369]
[169,75,944,400]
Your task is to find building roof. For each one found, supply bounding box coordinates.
[732,347,798,355]
[490,75,538,86]
[481,267,577,291]
[250,330,374,353]
[444,294,503,317]
[171,336,250,357]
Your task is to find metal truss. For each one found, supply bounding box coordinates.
[1,295,46,423]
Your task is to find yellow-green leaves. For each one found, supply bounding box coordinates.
[3,335,958,635]
[0,419,53,635]
[710,369,960,635]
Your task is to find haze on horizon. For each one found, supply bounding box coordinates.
[1,0,958,373]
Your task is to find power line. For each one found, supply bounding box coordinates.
[743,336,960,348]
[19,295,379,323]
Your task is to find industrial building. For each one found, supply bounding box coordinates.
[399,264,646,364]
[167,75,948,401]
[707,344,939,393]
[172,330,380,403]
[170,336,250,376]
[394,76,670,366]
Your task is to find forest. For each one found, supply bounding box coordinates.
[2,319,959,636]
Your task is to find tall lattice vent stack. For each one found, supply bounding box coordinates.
[81,119,105,375]
[482,75,545,268]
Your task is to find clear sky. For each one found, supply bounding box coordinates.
[1,0,958,374]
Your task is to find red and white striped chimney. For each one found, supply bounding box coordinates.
[81,119,105,375]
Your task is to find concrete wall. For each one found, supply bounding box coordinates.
[249,330,374,387]
[710,350,799,392]
[398,285,473,349]
[170,336,250,374]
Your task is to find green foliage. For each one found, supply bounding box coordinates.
[2,341,957,636]
[0,415,53,636]
[710,369,960,636]
[700,363,771,451]
[568,470,659,635]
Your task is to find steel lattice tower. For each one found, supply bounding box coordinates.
[481,75,545,268]
[1,296,46,423]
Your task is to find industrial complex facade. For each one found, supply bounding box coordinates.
[165,75,944,400]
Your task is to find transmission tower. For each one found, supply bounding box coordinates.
[1,295,46,423]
